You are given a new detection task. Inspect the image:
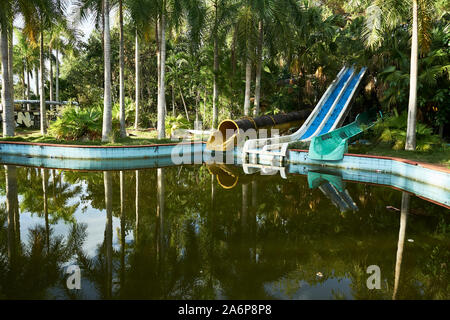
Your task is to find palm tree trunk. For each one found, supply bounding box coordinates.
[40,28,46,134]
[22,63,26,109]
[178,83,190,121]
[253,21,263,117]
[26,67,31,111]
[102,0,112,142]
[244,57,252,116]
[8,23,13,107]
[157,7,166,139]
[231,26,237,76]
[212,3,219,129]
[171,84,176,117]
[34,66,39,97]
[1,25,14,136]
[212,37,219,129]
[156,20,160,99]
[405,0,418,151]
[119,0,126,138]
[49,46,53,103]
[55,47,59,102]
[134,30,140,130]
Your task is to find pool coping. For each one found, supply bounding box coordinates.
[289,149,450,174]
[0,140,205,148]
[0,140,206,160]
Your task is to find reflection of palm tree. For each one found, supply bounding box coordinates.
[135,170,139,244]
[393,192,410,300]
[19,168,80,224]
[103,171,113,299]
[42,168,50,251]
[120,171,126,285]
[157,168,165,265]
[5,165,20,267]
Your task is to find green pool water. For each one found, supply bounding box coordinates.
[0,164,448,300]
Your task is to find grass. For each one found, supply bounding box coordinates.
[348,142,450,168]
[0,128,180,146]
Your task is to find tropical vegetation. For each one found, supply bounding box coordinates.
[0,0,448,151]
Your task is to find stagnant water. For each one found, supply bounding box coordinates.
[0,164,448,300]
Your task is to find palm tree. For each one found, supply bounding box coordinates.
[404,0,418,150]
[47,18,78,104]
[20,0,65,134]
[253,20,263,116]
[73,0,113,140]
[13,28,39,111]
[135,29,140,129]
[362,0,436,150]
[102,0,112,141]
[235,0,260,116]
[157,1,167,139]
[207,0,237,128]
[118,0,126,138]
[128,0,158,130]
[211,0,220,128]
[0,0,14,137]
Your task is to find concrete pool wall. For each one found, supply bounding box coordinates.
[0,140,206,160]
[287,149,450,192]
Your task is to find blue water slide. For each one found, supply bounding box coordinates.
[299,67,354,140]
[318,68,366,135]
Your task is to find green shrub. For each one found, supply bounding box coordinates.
[165,114,190,136]
[49,105,123,141]
[49,106,103,140]
[370,112,442,151]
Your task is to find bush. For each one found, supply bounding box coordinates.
[165,115,190,136]
[370,112,442,151]
[49,106,103,140]
[49,105,121,141]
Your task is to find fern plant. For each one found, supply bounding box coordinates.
[49,106,103,141]
[371,112,442,151]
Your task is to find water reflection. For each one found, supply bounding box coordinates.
[393,192,409,300]
[0,165,448,300]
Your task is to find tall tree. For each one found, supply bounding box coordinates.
[0,0,14,137]
[253,20,262,116]
[118,0,126,137]
[102,0,112,141]
[134,29,140,129]
[157,1,167,139]
[405,0,418,150]
[363,0,436,151]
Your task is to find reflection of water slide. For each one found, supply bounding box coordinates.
[290,164,450,209]
[307,171,358,212]
[242,65,367,167]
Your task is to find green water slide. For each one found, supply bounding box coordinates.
[308,110,382,161]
